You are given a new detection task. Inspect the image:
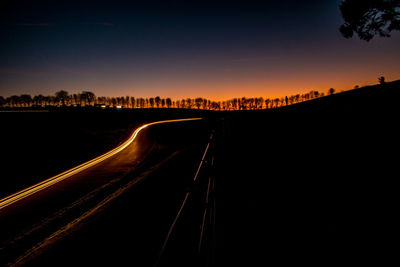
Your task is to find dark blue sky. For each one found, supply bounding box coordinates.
[1,0,399,99]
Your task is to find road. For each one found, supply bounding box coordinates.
[0,118,201,210]
[0,118,210,266]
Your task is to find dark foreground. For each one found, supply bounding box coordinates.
[212,82,398,266]
[0,81,398,266]
[0,117,211,266]
[150,82,398,266]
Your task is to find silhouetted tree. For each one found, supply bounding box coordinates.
[130,97,135,108]
[20,94,32,107]
[97,96,106,105]
[72,94,79,106]
[230,98,236,110]
[0,96,5,107]
[139,98,145,108]
[240,97,246,110]
[186,98,193,109]
[155,96,161,108]
[253,97,263,109]
[149,98,155,108]
[195,98,203,109]
[273,98,280,108]
[211,101,220,110]
[264,99,271,109]
[116,97,122,106]
[9,95,19,107]
[55,90,69,106]
[4,81,385,111]
[32,94,44,106]
[81,91,95,106]
[339,0,400,41]
[125,96,130,108]
[166,98,172,108]
[41,96,49,106]
[248,98,254,109]
[202,99,208,110]
[288,96,295,105]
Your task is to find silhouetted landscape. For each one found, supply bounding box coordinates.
[211,80,399,266]
[1,80,399,265]
[0,87,337,110]
[1,0,399,266]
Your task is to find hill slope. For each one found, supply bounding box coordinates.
[214,80,399,265]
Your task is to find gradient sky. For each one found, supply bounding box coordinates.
[1,0,399,100]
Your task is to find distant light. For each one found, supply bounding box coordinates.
[116,105,122,109]
[101,105,106,109]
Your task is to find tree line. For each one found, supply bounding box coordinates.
[0,88,336,110]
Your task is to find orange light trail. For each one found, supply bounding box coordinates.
[0,118,203,210]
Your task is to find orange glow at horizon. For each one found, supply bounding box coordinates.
[94,73,399,102]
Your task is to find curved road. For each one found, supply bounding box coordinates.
[0,118,209,266]
[0,118,201,210]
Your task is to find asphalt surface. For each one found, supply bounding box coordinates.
[0,118,211,266]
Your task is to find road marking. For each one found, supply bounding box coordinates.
[156,131,213,266]
[198,176,212,253]
[0,118,202,210]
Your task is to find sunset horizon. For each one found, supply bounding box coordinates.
[1,76,398,101]
[1,1,399,100]
[1,1,398,266]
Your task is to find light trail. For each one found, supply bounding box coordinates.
[0,118,203,210]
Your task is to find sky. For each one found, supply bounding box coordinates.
[1,0,399,100]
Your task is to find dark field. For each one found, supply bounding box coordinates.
[0,81,398,266]
[212,81,398,265]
